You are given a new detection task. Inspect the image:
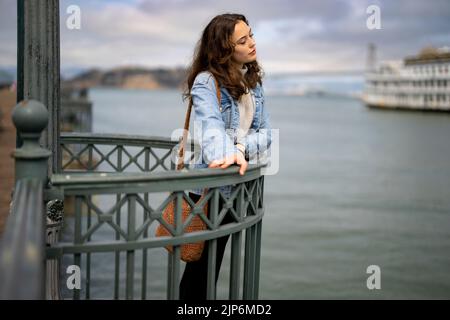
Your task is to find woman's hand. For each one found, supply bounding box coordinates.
[208,151,248,175]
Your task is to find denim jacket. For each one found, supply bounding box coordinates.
[188,70,272,198]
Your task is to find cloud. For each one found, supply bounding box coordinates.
[0,0,449,73]
[0,0,17,65]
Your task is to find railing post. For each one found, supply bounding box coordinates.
[12,100,63,300]
[16,0,63,296]
[44,189,64,300]
[0,99,52,299]
[17,0,61,174]
[12,100,51,184]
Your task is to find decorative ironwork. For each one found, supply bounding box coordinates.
[4,0,267,302]
[47,133,266,300]
[60,133,199,173]
[47,199,64,223]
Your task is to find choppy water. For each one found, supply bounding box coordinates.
[61,84,450,299]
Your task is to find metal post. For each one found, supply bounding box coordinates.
[17,0,63,299]
[12,100,52,183]
[45,191,63,300]
[17,0,61,174]
[4,100,52,299]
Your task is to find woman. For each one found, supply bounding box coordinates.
[179,13,272,300]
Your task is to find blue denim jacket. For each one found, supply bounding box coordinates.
[188,70,272,198]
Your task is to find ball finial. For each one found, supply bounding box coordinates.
[12,100,49,134]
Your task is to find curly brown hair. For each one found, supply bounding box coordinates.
[183,13,264,102]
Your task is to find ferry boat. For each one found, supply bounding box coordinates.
[363,47,450,112]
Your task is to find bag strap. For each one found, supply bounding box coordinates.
[176,74,221,170]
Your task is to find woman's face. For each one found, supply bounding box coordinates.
[231,20,257,67]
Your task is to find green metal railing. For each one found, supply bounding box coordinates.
[60,133,188,173]
[0,99,266,300]
[0,179,46,299]
[0,100,50,299]
[50,134,265,300]
[3,0,268,300]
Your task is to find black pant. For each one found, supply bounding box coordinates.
[179,192,234,300]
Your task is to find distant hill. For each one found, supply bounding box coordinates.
[63,66,188,90]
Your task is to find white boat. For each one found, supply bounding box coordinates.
[363,47,450,112]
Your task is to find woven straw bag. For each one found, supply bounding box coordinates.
[155,192,209,262]
[155,74,221,262]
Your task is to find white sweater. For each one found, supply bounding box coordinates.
[236,65,255,155]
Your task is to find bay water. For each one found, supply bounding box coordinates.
[61,79,450,299]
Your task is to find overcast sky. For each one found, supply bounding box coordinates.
[0,0,449,74]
